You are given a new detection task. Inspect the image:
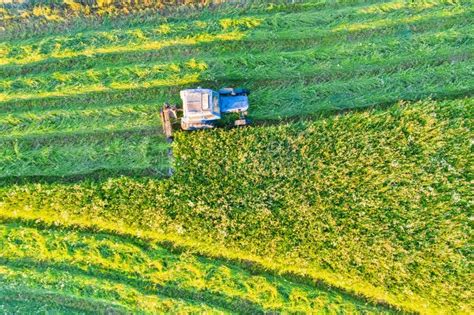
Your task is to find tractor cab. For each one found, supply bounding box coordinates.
[180,88,221,130]
[160,87,250,140]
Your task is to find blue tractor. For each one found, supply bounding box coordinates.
[160,87,250,140]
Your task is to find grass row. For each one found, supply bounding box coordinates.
[0,129,168,179]
[1,1,468,71]
[1,16,261,63]
[0,221,386,313]
[0,103,161,138]
[0,267,221,314]
[0,0,426,40]
[1,37,470,108]
[249,59,472,119]
[1,98,471,313]
[2,55,469,117]
[0,285,131,314]
[3,7,469,79]
[2,19,471,94]
[0,0,306,40]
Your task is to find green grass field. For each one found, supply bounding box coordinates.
[1,0,473,313]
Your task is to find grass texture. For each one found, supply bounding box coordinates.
[1,0,473,313]
[0,0,472,179]
[0,220,390,314]
[2,99,472,313]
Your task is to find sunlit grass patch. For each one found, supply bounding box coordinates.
[333,5,467,32]
[0,222,387,313]
[358,0,440,14]
[0,72,201,103]
[1,16,260,66]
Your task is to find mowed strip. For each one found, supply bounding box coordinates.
[2,8,469,78]
[2,0,459,66]
[0,6,470,106]
[0,128,168,179]
[1,1,470,77]
[0,270,223,314]
[2,20,471,95]
[0,103,161,138]
[2,53,470,119]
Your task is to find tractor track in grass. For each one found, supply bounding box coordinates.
[0,128,169,180]
[0,126,164,145]
[0,99,161,115]
[0,218,399,313]
[0,107,162,139]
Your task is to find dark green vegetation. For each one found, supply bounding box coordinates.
[1,0,473,313]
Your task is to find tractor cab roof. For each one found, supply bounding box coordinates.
[161,87,250,136]
[180,88,220,124]
[180,88,215,113]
